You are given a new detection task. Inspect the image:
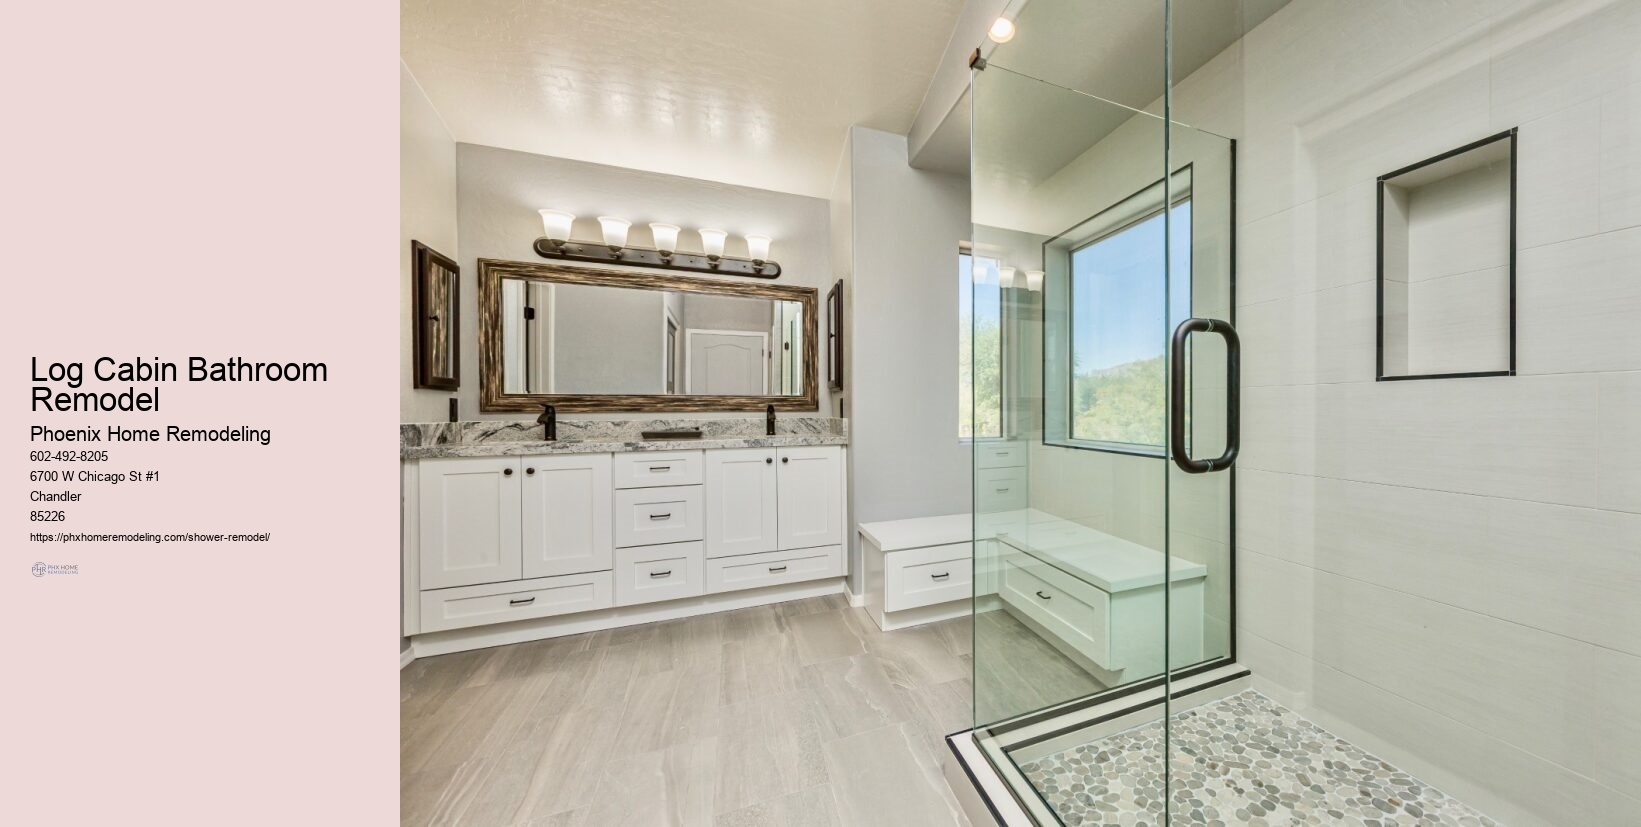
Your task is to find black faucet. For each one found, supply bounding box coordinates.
[537,403,557,440]
[766,404,776,436]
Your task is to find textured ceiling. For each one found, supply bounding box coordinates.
[402,0,967,198]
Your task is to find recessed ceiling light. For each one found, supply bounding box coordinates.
[988,17,1016,43]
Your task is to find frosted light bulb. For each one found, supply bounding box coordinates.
[999,266,1017,289]
[745,234,771,263]
[649,223,680,255]
[597,216,630,250]
[698,228,727,260]
[538,209,575,241]
[1025,270,1044,292]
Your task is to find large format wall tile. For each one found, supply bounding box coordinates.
[1600,81,1641,232]
[1516,99,1602,249]
[1516,227,1641,375]
[1323,375,1599,506]
[1598,371,1641,513]
[1488,0,1641,129]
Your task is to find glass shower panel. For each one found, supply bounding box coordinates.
[969,18,1178,816]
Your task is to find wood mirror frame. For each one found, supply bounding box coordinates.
[478,258,819,413]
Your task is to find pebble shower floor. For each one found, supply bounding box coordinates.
[1018,690,1498,827]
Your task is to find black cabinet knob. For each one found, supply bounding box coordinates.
[766,457,773,464]
[503,468,514,476]
[526,467,535,475]
[782,457,789,464]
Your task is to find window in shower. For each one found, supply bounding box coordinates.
[1060,199,1191,451]
[960,252,1004,440]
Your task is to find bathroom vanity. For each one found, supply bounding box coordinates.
[401,421,847,656]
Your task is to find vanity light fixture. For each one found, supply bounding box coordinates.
[597,216,631,251]
[538,209,575,251]
[988,17,1016,43]
[530,210,782,278]
[999,266,1017,289]
[649,223,680,260]
[1025,269,1044,292]
[698,228,728,262]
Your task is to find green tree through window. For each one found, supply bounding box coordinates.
[960,253,1003,440]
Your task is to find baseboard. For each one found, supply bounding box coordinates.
[848,590,865,608]
[410,577,848,658]
[399,645,415,670]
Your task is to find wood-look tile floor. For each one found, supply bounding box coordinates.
[402,594,1006,827]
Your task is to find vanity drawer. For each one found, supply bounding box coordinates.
[613,451,704,489]
[613,485,703,548]
[883,542,972,612]
[977,466,1028,511]
[706,545,843,594]
[976,441,1027,469]
[999,553,1110,668]
[614,542,705,607]
[419,571,612,633]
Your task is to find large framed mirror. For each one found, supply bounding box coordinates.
[479,258,818,412]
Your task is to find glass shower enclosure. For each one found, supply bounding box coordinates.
[962,0,1641,824]
[965,0,1240,822]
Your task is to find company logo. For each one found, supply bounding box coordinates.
[31,562,77,577]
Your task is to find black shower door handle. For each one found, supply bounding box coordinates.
[1170,317,1239,475]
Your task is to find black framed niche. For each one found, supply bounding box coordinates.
[1376,129,1516,381]
[412,241,460,390]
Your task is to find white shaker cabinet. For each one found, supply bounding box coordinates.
[521,453,613,579]
[775,446,844,551]
[418,456,523,589]
[704,448,779,558]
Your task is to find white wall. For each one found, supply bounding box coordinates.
[1173,2,1641,824]
[843,126,972,594]
[446,142,833,421]
[400,63,458,423]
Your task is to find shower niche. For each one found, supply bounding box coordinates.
[1377,129,1516,380]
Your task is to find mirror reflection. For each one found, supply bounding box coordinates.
[499,277,805,396]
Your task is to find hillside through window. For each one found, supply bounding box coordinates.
[1067,202,1191,450]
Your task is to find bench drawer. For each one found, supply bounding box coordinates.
[883,542,972,612]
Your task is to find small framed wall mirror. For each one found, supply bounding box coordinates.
[827,279,843,392]
[478,258,818,412]
[412,241,460,390]
[1377,129,1516,380]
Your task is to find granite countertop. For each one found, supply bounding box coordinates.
[401,417,848,460]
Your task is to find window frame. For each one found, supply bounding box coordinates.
[1042,166,1194,457]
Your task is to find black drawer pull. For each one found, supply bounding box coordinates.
[768,564,787,573]
[650,569,672,578]
[931,572,950,581]
[649,466,671,472]
[509,596,536,606]
[649,513,671,520]
[1035,590,1051,601]
[995,487,1009,493]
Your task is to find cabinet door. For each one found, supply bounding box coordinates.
[704,448,777,558]
[418,457,522,589]
[775,446,843,550]
[522,454,613,579]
